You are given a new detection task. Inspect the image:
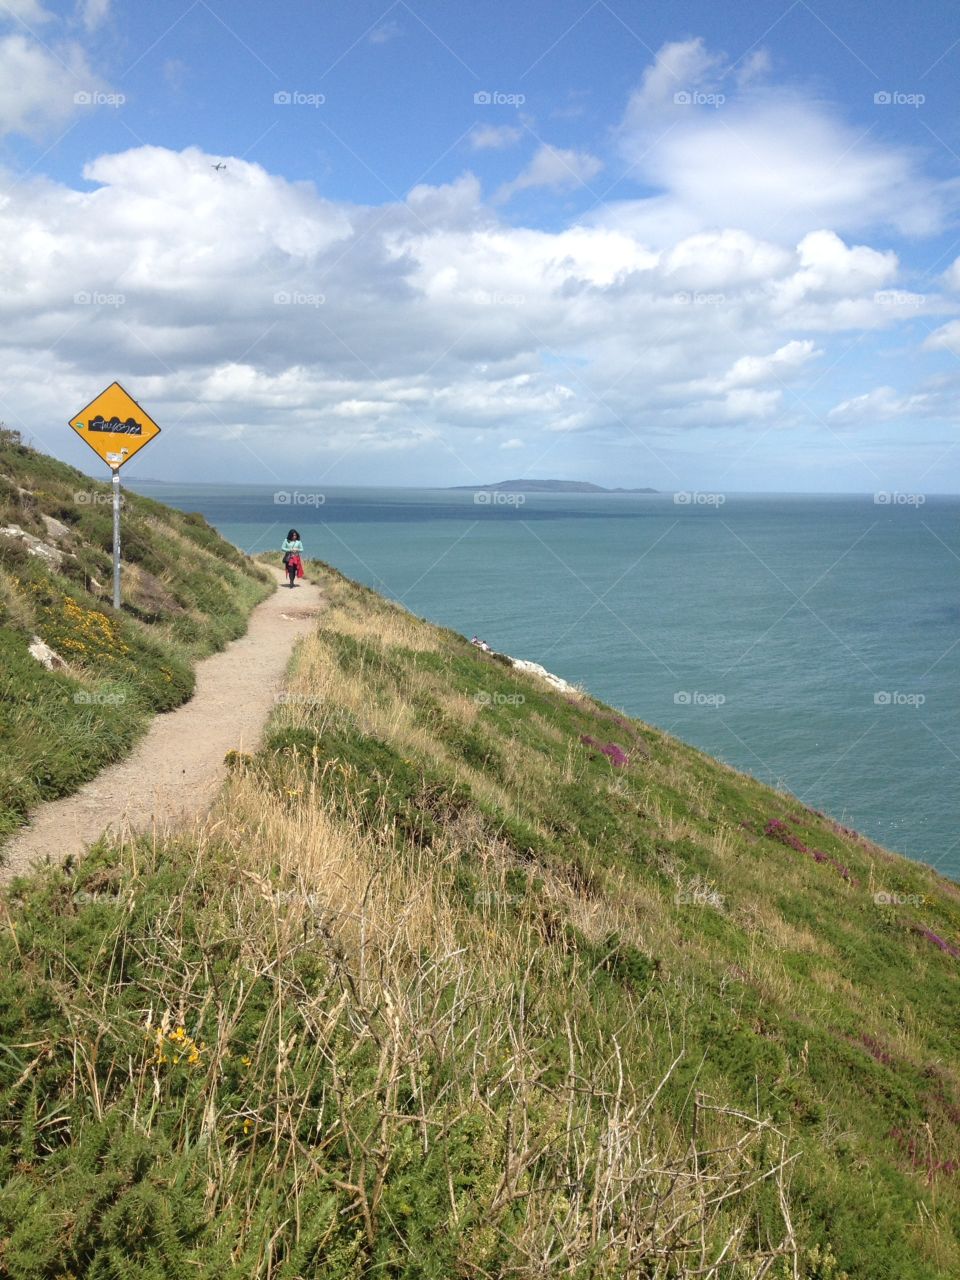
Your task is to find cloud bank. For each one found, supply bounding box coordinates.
[0,32,955,484]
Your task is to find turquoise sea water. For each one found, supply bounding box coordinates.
[130,483,960,879]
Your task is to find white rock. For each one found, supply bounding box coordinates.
[28,635,69,672]
[507,657,577,694]
[0,524,63,570]
[41,514,71,542]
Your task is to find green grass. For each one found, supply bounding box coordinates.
[0,429,272,843]
[0,551,959,1276]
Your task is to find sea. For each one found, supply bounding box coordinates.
[128,482,960,880]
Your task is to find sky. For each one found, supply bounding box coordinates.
[2,0,960,490]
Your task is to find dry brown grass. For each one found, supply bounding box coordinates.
[167,767,800,1275]
[0,565,37,632]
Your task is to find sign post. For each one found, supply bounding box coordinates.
[68,382,162,609]
[112,469,122,609]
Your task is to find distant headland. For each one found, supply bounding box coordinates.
[448,478,658,493]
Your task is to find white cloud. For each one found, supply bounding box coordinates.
[0,35,956,480]
[672,340,819,426]
[828,385,936,424]
[719,340,820,389]
[328,399,399,418]
[79,0,110,30]
[616,38,950,242]
[735,48,771,88]
[0,0,50,22]
[0,140,935,472]
[162,58,188,92]
[720,388,783,420]
[785,231,897,295]
[0,32,103,137]
[660,229,792,288]
[404,171,487,227]
[469,123,522,151]
[626,36,725,114]
[924,320,960,355]
[496,145,603,203]
[368,19,401,44]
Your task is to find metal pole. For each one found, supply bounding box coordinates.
[112,469,121,609]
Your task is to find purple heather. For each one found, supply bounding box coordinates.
[580,735,630,767]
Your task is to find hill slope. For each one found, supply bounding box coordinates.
[0,428,272,843]
[0,561,958,1278]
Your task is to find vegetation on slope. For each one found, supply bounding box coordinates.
[0,561,958,1277]
[0,428,272,843]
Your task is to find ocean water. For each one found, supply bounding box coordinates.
[129,482,960,879]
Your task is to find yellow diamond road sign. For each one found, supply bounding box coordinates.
[69,381,161,470]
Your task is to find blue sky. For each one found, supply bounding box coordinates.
[2,0,960,489]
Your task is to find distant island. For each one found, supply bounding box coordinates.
[449,478,658,493]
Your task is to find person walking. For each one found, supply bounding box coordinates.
[282,529,304,588]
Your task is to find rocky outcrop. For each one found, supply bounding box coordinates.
[506,656,578,694]
[41,514,71,542]
[0,523,64,570]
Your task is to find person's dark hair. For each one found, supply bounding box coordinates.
[287,529,300,541]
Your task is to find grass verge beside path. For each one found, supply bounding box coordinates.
[0,429,272,845]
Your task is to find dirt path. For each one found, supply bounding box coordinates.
[0,568,324,883]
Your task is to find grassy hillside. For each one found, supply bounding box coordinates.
[1,561,958,1278]
[0,428,272,843]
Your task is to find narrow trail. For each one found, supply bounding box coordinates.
[0,567,324,884]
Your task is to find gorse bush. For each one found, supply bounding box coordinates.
[27,577,193,711]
